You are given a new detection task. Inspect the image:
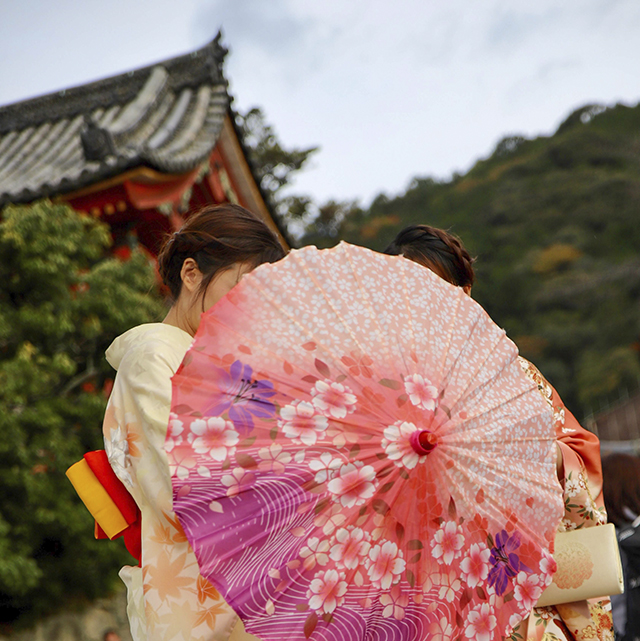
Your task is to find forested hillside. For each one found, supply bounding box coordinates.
[300,103,640,418]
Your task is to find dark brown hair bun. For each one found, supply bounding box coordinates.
[157,203,286,301]
[384,224,475,289]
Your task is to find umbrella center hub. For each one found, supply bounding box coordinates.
[409,429,438,455]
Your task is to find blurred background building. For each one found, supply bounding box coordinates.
[590,391,640,454]
[0,35,288,259]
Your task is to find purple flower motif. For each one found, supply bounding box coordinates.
[487,529,524,596]
[207,360,276,436]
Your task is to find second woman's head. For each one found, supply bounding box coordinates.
[384,224,475,293]
[158,204,286,335]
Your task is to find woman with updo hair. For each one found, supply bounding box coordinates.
[383,224,475,293]
[384,224,613,641]
[102,204,284,641]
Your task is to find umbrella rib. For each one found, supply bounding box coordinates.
[201,259,389,398]
[199,304,330,397]
[447,328,519,418]
[199,246,364,385]
[424,293,507,419]
[439,445,561,542]
[437,284,465,385]
[340,244,400,378]
[285,245,388,381]
[397,255,419,382]
[445,430,556,446]
[452,381,551,430]
[438,303,486,410]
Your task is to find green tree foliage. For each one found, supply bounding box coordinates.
[298,200,364,248]
[236,107,318,231]
[299,102,640,416]
[0,201,164,628]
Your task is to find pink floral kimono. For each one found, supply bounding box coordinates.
[102,323,257,641]
[519,359,614,641]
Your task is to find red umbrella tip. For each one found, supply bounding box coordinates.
[409,429,438,455]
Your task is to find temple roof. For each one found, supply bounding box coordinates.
[0,35,230,206]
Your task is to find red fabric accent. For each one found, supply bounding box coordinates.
[550,386,603,482]
[84,450,142,565]
[84,450,138,524]
[123,166,201,211]
[123,519,142,562]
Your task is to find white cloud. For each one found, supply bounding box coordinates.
[1,0,639,205]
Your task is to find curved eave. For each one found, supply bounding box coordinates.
[226,105,294,248]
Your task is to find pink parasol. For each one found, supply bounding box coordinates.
[166,243,563,641]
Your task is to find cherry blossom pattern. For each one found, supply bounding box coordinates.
[505,612,525,637]
[464,603,497,641]
[311,379,357,419]
[105,424,133,487]
[308,452,342,484]
[307,569,348,614]
[539,553,557,580]
[165,413,184,454]
[220,467,255,498]
[381,420,425,469]
[564,477,580,498]
[421,570,461,603]
[366,540,406,589]
[278,400,328,446]
[460,542,491,588]
[300,537,330,571]
[429,615,456,641]
[168,446,196,481]
[327,462,377,508]
[437,571,462,603]
[403,373,438,411]
[313,504,348,536]
[341,351,374,378]
[370,512,389,542]
[196,465,212,479]
[329,527,371,569]
[257,443,291,474]
[380,585,409,620]
[431,520,465,565]
[513,571,543,611]
[188,417,239,461]
[483,583,500,610]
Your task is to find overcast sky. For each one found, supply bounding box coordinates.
[1,0,639,207]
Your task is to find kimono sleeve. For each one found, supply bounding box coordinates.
[103,340,181,517]
[549,382,607,528]
[103,340,249,640]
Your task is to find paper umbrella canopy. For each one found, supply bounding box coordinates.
[166,242,563,641]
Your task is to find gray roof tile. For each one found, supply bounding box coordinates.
[0,35,230,205]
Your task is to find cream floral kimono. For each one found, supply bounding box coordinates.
[103,323,254,641]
